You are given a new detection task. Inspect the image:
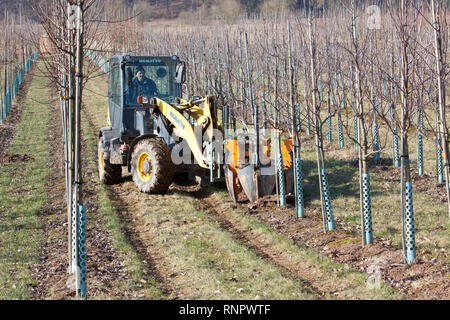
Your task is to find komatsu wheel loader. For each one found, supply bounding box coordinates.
[98,55,294,202]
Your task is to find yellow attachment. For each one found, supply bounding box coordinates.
[225,139,242,169]
[225,138,271,168]
[137,152,153,182]
[224,139,243,196]
[261,138,271,159]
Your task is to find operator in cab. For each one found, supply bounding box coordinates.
[130,65,159,103]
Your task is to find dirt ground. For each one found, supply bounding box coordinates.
[371,163,449,203]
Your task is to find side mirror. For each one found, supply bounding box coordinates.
[175,61,186,84]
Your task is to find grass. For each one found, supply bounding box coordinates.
[0,62,51,299]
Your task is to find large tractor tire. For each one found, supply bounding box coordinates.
[98,136,122,185]
[131,138,174,194]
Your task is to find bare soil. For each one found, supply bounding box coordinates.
[371,163,449,203]
[0,153,35,163]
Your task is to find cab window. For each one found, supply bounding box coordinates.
[110,64,121,106]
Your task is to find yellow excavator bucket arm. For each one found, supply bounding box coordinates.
[150,95,222,169]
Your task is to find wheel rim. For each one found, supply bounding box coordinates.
[137,152,153,182]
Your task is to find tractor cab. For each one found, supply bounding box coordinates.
[107,55,186,144]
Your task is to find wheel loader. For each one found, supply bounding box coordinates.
[98,55,294,202]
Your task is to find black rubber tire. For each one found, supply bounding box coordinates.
[131,138,174,194]
[98,136,122,185]
[173,172,190,183]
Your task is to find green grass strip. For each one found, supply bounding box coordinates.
[0,63,51,299]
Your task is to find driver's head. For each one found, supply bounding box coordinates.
[136,66,145,82]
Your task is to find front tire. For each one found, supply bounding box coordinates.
[131,138,174,194]
[98,136,122,185]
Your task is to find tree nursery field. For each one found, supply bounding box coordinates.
[0,0,448,304]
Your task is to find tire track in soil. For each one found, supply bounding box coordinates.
[31,87,130,299]
[83,111,179,300]
[173,184,355,299]
[197,195,331,298]
[103,183,181,299]
[243,199,449,300]
[0,64,36,159]
[107,179,323,300]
